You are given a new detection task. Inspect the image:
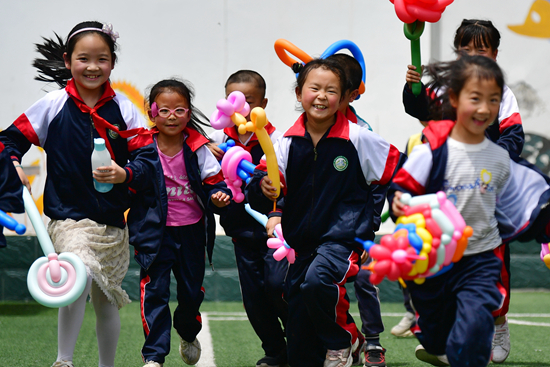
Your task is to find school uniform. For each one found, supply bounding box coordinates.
[248,111,401,366]
[132,128,231,364]
[389,120,550,367]
[211,125,288,359]
[0,142,24,247]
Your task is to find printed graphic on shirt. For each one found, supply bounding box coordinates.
[443,169,495,194]
[109,124,120,139]
[333,156,348,172]
[165,174,197,202]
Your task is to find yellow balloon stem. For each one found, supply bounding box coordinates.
[398,278,407,288]
[273,200,277,212]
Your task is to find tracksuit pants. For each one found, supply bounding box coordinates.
[285,242,360,367]
[233,237,289,358]
[140,222,206,364]
[407,250,503,367]
[354,264,385,338]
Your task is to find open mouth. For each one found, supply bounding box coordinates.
[313,104,327,110]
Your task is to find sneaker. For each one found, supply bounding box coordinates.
[143,362,163,367]
[492,319,511,363]
[179,337,201,365]
[415,345,449,366]
[363,345,386,367]
[352,332,365,366]
[256,352,288,367]
[51,361,74,367]
[391,312,415,337]
[324,338,359,367]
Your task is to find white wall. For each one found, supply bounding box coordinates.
[1,0,549,233]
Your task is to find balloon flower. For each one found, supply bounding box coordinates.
[23,187,87,308]
[541,243,550,269]
[211,91,280,199]
[219,139,257,203]
[389,0,454,96]
[210,91,250,130]
[356,191,472,285]
[245,204,295,264]
[274,39,367,99]
[0,208,26,235]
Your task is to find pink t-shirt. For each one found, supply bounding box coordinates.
[158,147,203,226]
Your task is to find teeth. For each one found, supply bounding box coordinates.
[314,105,327,109]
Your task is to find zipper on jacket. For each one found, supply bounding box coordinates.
[306,146,318,233]
[90,115,101,209]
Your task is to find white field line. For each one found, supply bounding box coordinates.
[205,311,550,319]
[197,313,216,367]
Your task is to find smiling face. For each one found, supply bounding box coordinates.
[450,76,502,144]
[64,33,114,102]
[149,91,191,139]
[296,67,342,126]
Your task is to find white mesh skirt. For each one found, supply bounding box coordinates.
[48,218,131,309]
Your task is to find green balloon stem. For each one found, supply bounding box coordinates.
[404,21,425,96]
[381,210,390,223]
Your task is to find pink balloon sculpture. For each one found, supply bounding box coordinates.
[221,146,254,203]
[267,223,296,264]
[210,91,251,130]
[389,0,454,23]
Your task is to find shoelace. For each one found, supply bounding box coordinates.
[327,349,346,360]
[494,328,506,344]
[366,349,385,362]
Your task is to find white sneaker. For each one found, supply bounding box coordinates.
[324,338,359,367]
[492,319,511,363]
[51,361,74,367]
[415,345,449,366]
[143,361,163,367]
[179,337,201,365]
[391,312,415,337]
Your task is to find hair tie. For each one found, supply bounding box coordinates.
[291,62,303,74]
[67,23,119,43]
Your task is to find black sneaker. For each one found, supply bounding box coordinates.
[363,344,386,367]
[256,352,288,367]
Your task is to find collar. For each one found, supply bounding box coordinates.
[65,79,116,108]
[422,120,455,150]
[284,111,350,140]
[345,106,358,124]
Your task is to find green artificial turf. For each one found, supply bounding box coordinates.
[1,291,549,366]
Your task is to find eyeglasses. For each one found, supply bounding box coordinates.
[151,102,189,118]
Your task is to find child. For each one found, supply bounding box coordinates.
[0,145,24,247]
[0,21,158,367]
[247,58,401,367]
[134,78,231,367]
[209,70,288,367]
[400,20,523,361]
[327,53,387,367]
[389,55,550,367]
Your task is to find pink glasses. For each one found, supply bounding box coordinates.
[151,102,189,118]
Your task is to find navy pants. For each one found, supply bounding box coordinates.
[140,223,206,364]
[285,243,360,367]
[233,237,288,357]
[407,250,503,367]
[354,264,385,337]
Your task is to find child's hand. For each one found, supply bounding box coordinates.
[266,216,281,238]
[211,191,231,207]
[93,160,126,184]
[260,176,282,200]
[14,162,31,194]
[392,191,407,217]
[208,143,224,160]
[360,250,369,265]
[406,64,423,89]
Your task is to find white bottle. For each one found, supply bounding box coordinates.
[91,138,113,193]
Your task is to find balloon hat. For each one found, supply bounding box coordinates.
[388,0,455,96]
[274,39,367,99]
[356,191,472,285]
[23,187,87,307]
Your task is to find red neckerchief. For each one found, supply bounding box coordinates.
[65,79,151,158]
